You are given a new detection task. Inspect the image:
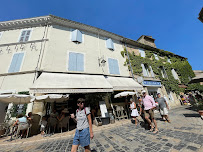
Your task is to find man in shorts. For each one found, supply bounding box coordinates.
[156,93,171,123]
[142,90,159,133]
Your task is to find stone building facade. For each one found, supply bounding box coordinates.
[0,15,189,125]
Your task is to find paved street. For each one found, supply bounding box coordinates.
[0,106,203,152]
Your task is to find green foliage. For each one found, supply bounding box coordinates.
[85,93,109,107]
[121,49,202,94]
[18,91,30,95]
[10,104,27,117]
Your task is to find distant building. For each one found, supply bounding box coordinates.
[193,70,203,85]
[198,7,203,23]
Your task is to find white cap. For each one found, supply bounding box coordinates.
[141,90,146,94]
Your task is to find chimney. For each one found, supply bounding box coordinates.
[137,35,156,48]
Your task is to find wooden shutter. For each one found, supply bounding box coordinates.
[8,53,24,73]
[167,58,171,63]
[68,52,77,71]
[108,58,114,74]
[71,29,82,43]
[141,64,148,76]
[76,53,84,72]
[113,59,120,75]
[106,38,114,50]
[171,69,179,80]
[139,50,145,57]
[14,53,24,72]
[149,66,155,77]
[154,54,159,60]
[8,54,19,73]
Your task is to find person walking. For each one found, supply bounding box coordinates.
[71,98,94,152]
[142,90,159,133]
[188,92,196,106]
[156,93,171,123]
[129,98,139,127]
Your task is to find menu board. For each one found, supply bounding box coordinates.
[99,101,109,117]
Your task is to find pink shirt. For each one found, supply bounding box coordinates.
[142,95,156,110]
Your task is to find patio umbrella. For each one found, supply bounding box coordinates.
[30,94,69,102]
[0,94,34,104]
[114,91,137,98]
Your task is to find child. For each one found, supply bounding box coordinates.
[40,116,47,136]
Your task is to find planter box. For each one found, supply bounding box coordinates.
[199,110,203,116]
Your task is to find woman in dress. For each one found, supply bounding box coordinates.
[129,98,139,126]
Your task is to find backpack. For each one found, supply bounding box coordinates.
[76,107,86,115]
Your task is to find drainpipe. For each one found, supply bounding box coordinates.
[123,39,135,80]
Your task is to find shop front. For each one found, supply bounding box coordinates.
[142,80,162,99]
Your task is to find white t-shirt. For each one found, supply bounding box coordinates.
[76,107,90,130]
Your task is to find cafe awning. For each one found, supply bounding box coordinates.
[30,72,113,93]
[105,76,143,91]
[0,73,35,93]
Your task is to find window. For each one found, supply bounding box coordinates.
[0,32,3,39]
[108,58,120,75]
[171,69,179,80]
[141,64,154,77]
[154,54,159,60]
[19,30,31,42]
[106,38,114,50]
[139,49,145,58]
[160,66,168,78]
[167,58,171,64]
[8,52,24,73]
[68,52,84,72]
[71,29,82,43]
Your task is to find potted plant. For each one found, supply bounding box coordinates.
[197,100,203,119]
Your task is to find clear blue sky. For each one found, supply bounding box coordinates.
[1,0,202,70]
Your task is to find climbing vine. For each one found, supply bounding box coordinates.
[121,49,203,94]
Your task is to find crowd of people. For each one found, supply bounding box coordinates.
[129,90,171,134]
[8,91,202,152]
[180,92,202,105]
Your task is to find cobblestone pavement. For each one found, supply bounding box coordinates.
[0,106,203,152]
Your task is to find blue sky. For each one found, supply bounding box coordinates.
[1,0,203,70]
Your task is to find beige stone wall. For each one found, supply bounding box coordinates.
[40,25,130,77]
[0,73,35,92]
[126,45,140,56]
[0,27,47,74]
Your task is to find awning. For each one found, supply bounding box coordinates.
[31,94,69,102]
[189,73,203,84]
[105,76,143,91]
[0,94,34,104]
[0,73,35,92]
[30,73,113,93]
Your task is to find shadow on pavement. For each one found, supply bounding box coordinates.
[183,113,200,117]
[185,106,199,112]
[155,118,165,121]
